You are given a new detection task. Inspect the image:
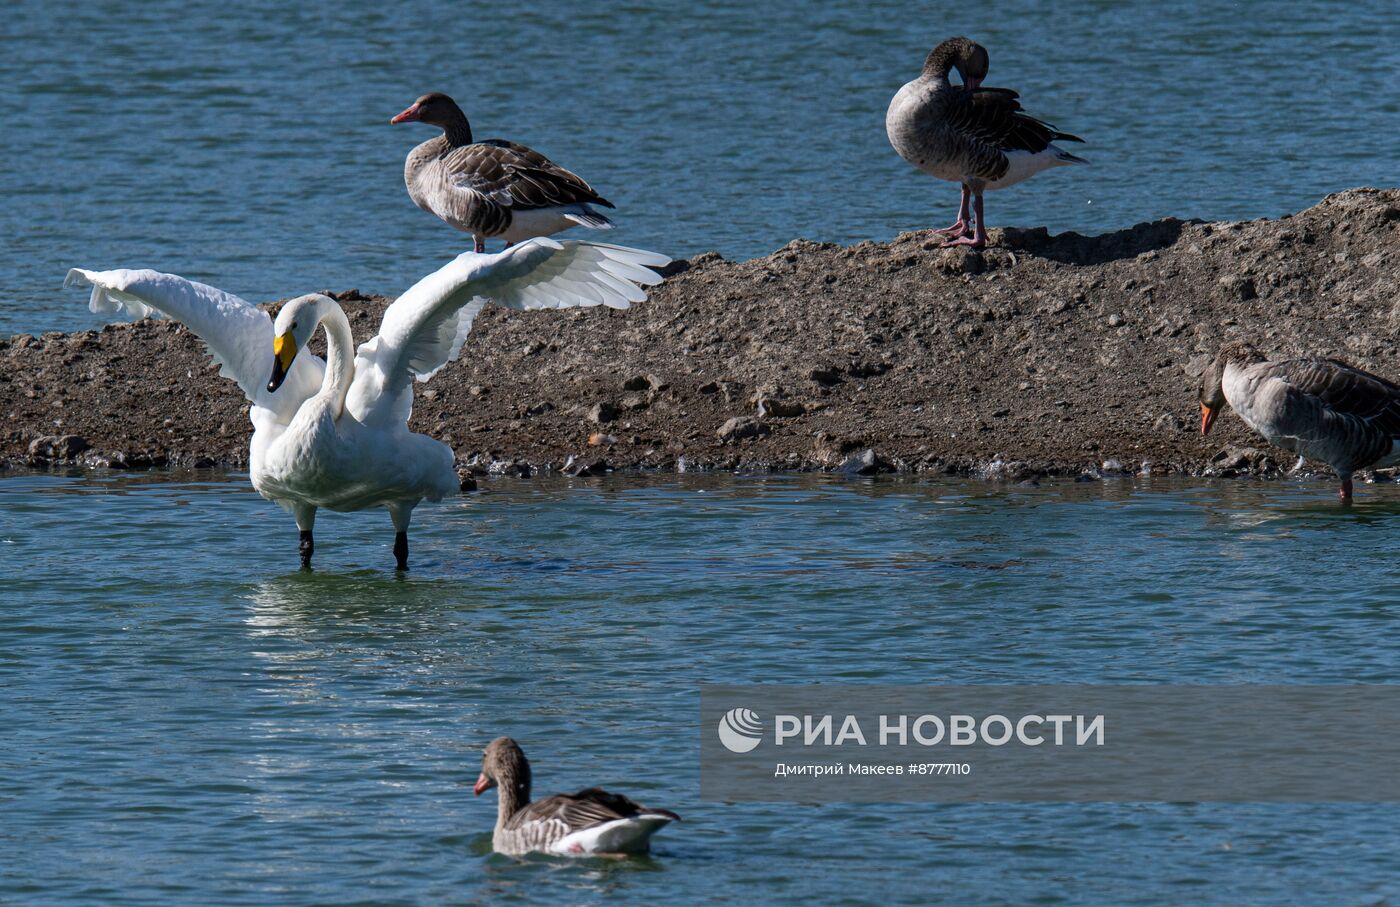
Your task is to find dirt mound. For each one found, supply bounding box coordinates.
[4,188,1398,480]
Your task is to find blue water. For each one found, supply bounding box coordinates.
[7,1,1400,899]
[3,471,1399,903]
[5,0,1400,335]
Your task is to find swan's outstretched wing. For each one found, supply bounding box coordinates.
[64,267,324,424]
[347,238,668,428]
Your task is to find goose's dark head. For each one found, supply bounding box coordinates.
[390,92,469,133]
[474,736,532,804]
[924,37,989,88]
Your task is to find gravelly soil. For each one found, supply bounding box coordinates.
[4,188,1399,481]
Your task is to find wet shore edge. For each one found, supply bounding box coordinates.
[5,188,1399,484]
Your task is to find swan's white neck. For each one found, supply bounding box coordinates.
[312,301,355,419]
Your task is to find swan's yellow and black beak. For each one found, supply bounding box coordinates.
[268,333,297,393]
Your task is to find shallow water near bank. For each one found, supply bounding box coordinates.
[2,471,1399,903]
[6,0,1400,335]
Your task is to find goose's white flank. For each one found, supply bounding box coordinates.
[65,239,668,568]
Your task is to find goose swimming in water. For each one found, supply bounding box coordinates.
[391,92,616,253]
[886,37,1087,249]
[1199,341,1400,500]
[475,736,680,856]
[65,239,668,567]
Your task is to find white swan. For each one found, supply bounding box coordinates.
[64,239,669,569]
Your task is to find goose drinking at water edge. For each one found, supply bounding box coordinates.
[1199,341,1400,500]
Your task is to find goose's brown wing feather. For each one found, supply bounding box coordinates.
[444,141,613,212]
[505,788,678,833]
[1260,358,1400,469]
[946,86,1084,155]
[1268,358,1400,434]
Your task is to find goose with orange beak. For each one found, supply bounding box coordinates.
[1199,341,1400,500]
[390,91,615,254]
[473,737,679,856]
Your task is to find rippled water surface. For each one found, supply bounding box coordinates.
[3,471,1399,904]
[4,0,1400,334]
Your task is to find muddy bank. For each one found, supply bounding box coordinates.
[4,188,1399,480]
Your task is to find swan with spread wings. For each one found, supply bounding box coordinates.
[65,239,668,569]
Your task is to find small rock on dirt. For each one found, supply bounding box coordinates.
[588,402,620,424]
[717,417,771,442]
[27,434,89,460]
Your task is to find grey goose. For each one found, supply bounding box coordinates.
[474,737,680,856]
[1200,341,1400,499]
[391,92,615,253]
[886,37,1087,249]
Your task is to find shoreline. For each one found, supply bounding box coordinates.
[5,188,1398,482]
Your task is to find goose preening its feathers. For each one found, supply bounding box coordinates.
[65,239,668,567]
[475,736,680,857]
[1200,342,1400,500]
[886,37,1087,249]
[392,92,616,254]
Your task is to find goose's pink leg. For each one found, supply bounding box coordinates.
[1340,478,1354,501]
[945,193,988,249]
[934,185,973,237]
[474,236,486,254]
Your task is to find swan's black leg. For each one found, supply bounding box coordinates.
[394,531,409,571]
[299,530,314,569]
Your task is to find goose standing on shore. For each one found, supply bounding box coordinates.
[65,239,668,568]
[886,37,1087,249]
[474,737,680,856]
[1199,341,1400,500]
[391,92,616,253]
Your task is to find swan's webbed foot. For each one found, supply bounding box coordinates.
[299,530,314,570]
[394,531,409,571]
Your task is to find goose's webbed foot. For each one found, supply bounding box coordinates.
[944,194,988,249]
[944,232,987,249]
